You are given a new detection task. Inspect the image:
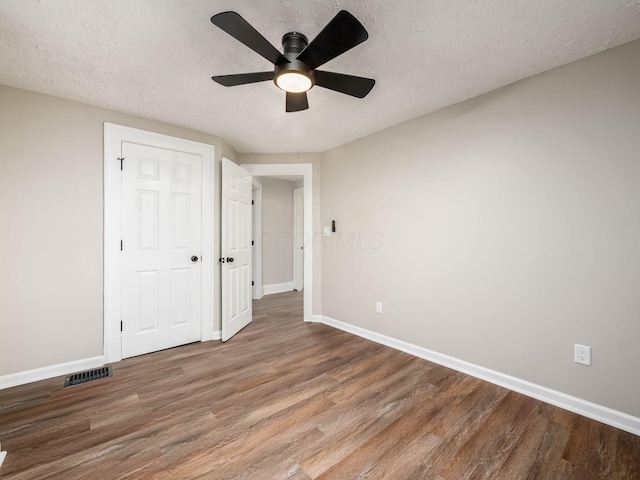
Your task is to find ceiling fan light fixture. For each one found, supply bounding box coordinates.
[210,11,375,111]
[275,71,313,93]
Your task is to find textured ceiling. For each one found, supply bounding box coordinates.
[1,1,639,153]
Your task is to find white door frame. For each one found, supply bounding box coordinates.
[293,187,304,291]
[241,163,313,322]
[104,123,215,364]
[251,178,264,300]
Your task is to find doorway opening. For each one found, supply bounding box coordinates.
[241,164,313,322]
[252,176,303,300]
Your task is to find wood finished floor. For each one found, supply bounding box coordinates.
[1,291,639,479]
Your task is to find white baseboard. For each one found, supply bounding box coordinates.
[264,282,294,295]
[0,449,6,469]
[212,330,222,341]
[0,356,105,390]
[312,315,640,437]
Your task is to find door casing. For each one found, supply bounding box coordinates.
[104,123,215,364]
[251,178,264,300]
[293,187,304,291]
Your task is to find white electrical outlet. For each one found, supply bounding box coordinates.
[574,344,591,366]
[376,301,383,314]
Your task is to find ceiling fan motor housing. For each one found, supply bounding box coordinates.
[274,32,314,89]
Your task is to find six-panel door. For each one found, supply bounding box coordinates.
[221,159,252,342]
[121,142,202,358]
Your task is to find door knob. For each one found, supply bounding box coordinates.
[226,257,234,263]
[191,256,199,262]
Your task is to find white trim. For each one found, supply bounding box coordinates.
[0,450,6,469]
[293,187,304,292]
[104,123,215,364]
[264,282,294,295]
[212,330,222,341]
[201,140,215,343]
[0,356,105,390]
[251,179,263,300]
[312,315,640,437]
[241,163,313,321]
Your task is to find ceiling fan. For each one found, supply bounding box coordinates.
[210,10,375,112]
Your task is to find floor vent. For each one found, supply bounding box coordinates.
[64,366,112,388]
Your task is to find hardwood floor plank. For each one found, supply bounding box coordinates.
[300,373,437,477]
[153,399,332,479]
[398,379,510,479]
[314,399,443,479]
[518,418,571,479]
[440,392,542,479]
[492,413,551,478]
[562,414,619,478]
[1,291,639,479]
[612,430,640,479]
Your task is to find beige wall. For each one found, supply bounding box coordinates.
[0,85,237,376]
[320,40,640,417]
[239,153,323,314]
[257,176,295,285]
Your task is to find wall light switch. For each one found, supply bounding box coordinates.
[323,226,332,237]
[376,301,383,314]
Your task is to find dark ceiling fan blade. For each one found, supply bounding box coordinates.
[212,71,275,86]
[314,71,375,98]
[296,10,368,70]
[211,12,289,65]
[286,92,309,112]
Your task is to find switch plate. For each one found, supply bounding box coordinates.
[323,226,332,237]
[574,344,591,366]
[376,301,383,314]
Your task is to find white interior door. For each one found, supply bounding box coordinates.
[293,187,304,291]
[121,142,202,358]
[222,158,252,341]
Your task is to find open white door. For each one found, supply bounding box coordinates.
[221,158,253,341]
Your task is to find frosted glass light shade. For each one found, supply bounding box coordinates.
[275,72,312,93]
